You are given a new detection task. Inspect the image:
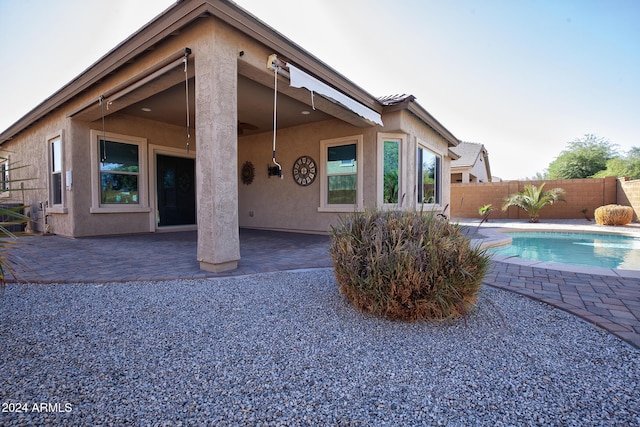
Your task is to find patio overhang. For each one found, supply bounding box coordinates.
[67,48,194,123]
[0,0,385,143]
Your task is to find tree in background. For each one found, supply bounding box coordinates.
[592,147,640,179]
[527,171,549,180]
[546,134,618,179]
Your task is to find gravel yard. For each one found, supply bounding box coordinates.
[1,268,638,426]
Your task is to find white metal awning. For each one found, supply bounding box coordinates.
[288,64,383,126]
[267,55,383,126]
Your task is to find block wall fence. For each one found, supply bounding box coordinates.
[450,176,640,222]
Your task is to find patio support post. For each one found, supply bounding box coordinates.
[194,33,240,272]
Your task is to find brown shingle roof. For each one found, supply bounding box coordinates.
[377,94,415,106]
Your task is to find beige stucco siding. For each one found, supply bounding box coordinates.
[237,119,379,233]
[0,109,72,234]
[69,116,192,237]
[3,111,197,237]
[381,110,452,213]
[237,110,453,234]
[1,18,216,237]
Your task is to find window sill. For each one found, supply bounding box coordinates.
[47,206,68,214]
[317,206,362,213]
[417,204,445,213]
[379,203,405,210]
[90,206,151,214]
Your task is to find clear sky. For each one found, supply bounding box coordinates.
[1,0,638,180]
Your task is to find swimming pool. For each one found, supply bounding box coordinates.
[489,232,640,270]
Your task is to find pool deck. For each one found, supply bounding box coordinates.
[460,218,640,349]
[4,220,640,349]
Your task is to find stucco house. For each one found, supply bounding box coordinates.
[0,0,460,273]
[450,141,492,183]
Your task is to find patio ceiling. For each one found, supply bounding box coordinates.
[117,74,333,137]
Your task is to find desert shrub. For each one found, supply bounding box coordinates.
[0,207,29,288]
[0,151,32,289]
[329,209,490,321]
[502,183,565,223]
[478,204,493,222]
[594,204,634,226]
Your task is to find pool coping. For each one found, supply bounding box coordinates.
[458,219,640,279]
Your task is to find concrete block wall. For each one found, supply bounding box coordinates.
[618,178,640,221]
[450,176,627,220]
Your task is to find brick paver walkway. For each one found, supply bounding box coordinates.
[485,262,640,349]
[5,228,640,349]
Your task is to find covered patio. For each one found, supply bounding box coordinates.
[9,229,331,283]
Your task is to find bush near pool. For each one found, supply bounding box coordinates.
[594,204,634,226]
[329,209,490,321]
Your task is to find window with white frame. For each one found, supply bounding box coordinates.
[417,144,441,205]
[49,134,64,206]
[90,130,148,213]
[377,133,405,206]
[319,135,363,211]
[1,159,9,194]
[99,140,140,204]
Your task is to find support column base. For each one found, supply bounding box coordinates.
[200,260,238,273]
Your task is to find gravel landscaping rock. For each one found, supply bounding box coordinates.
[1,268,638,426]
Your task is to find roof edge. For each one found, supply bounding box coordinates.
[1,0,195,142]
[1,0,385,142]
[406,102,459,147]
[382,97,459,147]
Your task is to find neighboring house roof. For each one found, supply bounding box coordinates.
[0,0,459,148]
[450,141,492,180]
[451,142,484,168]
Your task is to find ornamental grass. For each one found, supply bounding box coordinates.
[594,204,634,226]
[329,209,490,321]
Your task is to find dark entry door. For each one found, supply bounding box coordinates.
[157,154,196,227]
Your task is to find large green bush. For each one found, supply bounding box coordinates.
[329,209,490,321]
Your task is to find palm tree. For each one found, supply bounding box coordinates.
[502,183,566,223]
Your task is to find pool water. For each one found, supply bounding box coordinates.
[489,232,640,270]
